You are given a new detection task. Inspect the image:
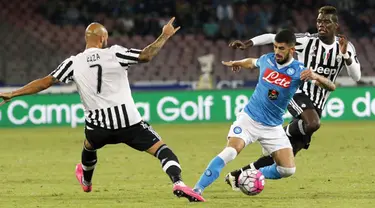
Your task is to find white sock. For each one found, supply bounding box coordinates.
[218,147,238,164]
[174,180,186,186]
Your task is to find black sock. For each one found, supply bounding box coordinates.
[286,119,306,137]
[81,147,97,184]
[230,155,274,179]
[154,144,182,183]
[253,155,274,169]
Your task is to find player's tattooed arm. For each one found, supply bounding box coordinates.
[301,68,336,91]
[5,75,57,98]
[314,76,336,91]
[139,34,170,62]
[139,17,180,62]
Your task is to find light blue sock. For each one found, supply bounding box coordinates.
[259,163,282,179]
[194,156,225,193]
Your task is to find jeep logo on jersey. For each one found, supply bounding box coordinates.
[312,66,337,77]
[262,68,291,88]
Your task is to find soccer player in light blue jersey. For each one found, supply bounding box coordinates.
[192,29,335,200]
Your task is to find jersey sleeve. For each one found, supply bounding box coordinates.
[344,41,361,81]
[255,54,267,68]
[111,44,142,67]
[347,41,359,64]
[49,57,74,84]
[294,33,311,54]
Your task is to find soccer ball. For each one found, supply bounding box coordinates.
[237,169,265,196]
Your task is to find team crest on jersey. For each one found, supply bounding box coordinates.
[262,68,292,88]
[268,89,279,100]
[233,126,242,134]
[323,51,331,61]
[336,55,342,63]
[286,68,296,76]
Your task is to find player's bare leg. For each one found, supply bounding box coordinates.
[75,139,96,192]
[225,146,296,190]
[193,137,243,197]
[257,147,296,179]
[226,109,319,190]
[146,140,205,202]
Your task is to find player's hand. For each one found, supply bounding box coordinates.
[162,17,180,38]
[300,67,317,81]
[222,61,242,72]
[0,92,12,106]
[228,40,247,50]
[338,34,348,54]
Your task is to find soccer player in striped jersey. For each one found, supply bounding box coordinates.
[224,6,361,191]
[0,18,205,202]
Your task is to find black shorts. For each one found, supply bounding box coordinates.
[287,93,322,119]
[287,93,322,150]
[85,121,161,151]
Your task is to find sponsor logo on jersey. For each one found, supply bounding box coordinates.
[312,65,337,76]
[268,89,279,100]
[262,68,291,88]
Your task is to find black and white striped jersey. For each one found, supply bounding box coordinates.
[294,33,359,110]
[50,45,143,130]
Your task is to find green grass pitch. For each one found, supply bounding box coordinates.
[0,122,374,208]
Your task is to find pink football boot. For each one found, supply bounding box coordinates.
[173,182,206,202]
[75,163,92,192]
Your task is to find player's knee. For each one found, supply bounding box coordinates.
[276,166,296,178]
[227,137,245,154]
[84,139,95,150]
[305,119,320,134]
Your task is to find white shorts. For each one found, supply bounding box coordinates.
[227,112,292,156]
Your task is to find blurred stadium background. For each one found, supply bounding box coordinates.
[0,0,374,89]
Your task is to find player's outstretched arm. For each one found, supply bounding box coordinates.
[222,58,258,72]
[228,34,276,50]
[0,75,58,106]
[138,17,180,62]
[300,67,336,91]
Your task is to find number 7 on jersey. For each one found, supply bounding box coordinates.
[90,64,102,94]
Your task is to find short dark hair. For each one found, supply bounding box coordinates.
[318,5,338,23]
[274,29,296,46]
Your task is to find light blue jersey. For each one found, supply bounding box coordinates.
[244,53,307,126]
[193,53,309,195]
